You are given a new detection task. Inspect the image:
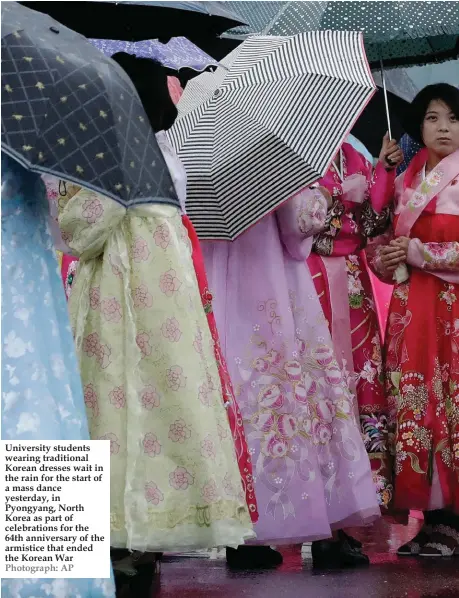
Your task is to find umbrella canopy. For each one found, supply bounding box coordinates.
[167,31,376,240]
[224,1,459,68]
[1,2,178,209]
[373,59,459,102]
[351,88,410,156]
[19,1,247,42]
[398,134,423,175]
[90,37,220,72]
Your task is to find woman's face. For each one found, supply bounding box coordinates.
[421,99,459,158]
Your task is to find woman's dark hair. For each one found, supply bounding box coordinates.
[405,83,459,145]
[112,52,178,133]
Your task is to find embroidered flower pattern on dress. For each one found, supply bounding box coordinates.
[143,432,161,457]
[160,269,182,297]
[169,466,194,490]
[140,385,161,410]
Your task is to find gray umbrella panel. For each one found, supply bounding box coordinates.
[1,1,178,208]
[224,1,459,68]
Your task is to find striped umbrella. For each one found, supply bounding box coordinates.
[167,31,376,240]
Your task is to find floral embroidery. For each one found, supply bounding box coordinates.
[439,284,457,308]
[132,237,150,262]
[145,482,164,505]
[84,383,99,416]
[153,223,171,249]
[143,432,161,457]
[82,196,104,224]
[109,386,126,409]
[346,255,364,309]
[394,283,409,305]
[202,480,218,504]
[161,317,182,342]
[424,242,459,272]
[140,385,161,410]
[193,328,203,354]
[136,331,152,357]
[169,466,194,490]
[166,365,187,390]
[373,473,393,508]
[201,435,217,459]
[361,413,388,453]
[89,286,101,310]
[160,269,182,296]
[168,419,191,443]
[133,283,153,309]
[297,195,327,234]
[99,433,120,455]
[199,381,213,406]
[201,288,213,314]
[82,332,112,369]
[101,297,122,323]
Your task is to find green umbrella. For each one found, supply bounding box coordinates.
[223,1,459,136]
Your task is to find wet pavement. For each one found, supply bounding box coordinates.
[115,517,459,598]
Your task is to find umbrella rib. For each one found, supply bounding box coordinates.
[262,1,292,35]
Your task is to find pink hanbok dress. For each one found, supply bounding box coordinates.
[202,188,380,545]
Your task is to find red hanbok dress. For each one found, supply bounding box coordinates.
[369,148,459,514]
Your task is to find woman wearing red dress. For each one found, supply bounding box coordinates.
[370,84,459,556]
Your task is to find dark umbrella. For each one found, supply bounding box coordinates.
[1,2,179,209]
[351,88,410,157]
[223,1,459,68]
[19,1,247,42]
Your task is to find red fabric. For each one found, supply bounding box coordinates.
[182,216,259,522]
[386,212,459,513]
[61,254,79,300]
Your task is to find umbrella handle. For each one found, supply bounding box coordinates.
[379,55,393,140]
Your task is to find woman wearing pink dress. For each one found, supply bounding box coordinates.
[202,178,382,568]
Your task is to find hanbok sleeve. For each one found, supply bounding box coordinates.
[359,158,396,238]
[407,240,459,272]
[276,186,329,260]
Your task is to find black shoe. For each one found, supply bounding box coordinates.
[226,546,283,569]
[312,539,370,570]
[338,530,363,552]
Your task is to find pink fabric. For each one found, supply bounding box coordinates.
[167,76,183,105]
[396,149,459,238]
[202,188,380,544]
[368,270,393,342]
[306,144,396,509]
[394,149,459,284]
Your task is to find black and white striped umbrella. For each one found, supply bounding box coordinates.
[167,31,376,240]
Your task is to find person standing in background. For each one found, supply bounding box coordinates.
[370,84,459,557]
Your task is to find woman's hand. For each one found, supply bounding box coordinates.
[390,236,410,258]
[379,133,404,171]
[379,241,407,272]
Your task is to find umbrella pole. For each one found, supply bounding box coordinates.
[379,54,393,140]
